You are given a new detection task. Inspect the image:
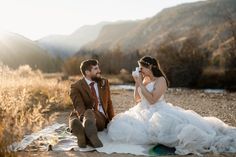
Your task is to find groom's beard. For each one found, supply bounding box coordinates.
[91,73,102,82]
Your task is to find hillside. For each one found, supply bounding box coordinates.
[82,20,142,51]
[80,0,236,55]
[0,31,61,72]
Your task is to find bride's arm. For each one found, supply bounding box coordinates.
[134,83,141,103]
[140,77,167,104]
[133,75,150,104]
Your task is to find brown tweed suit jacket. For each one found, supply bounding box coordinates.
[70,77,114,121]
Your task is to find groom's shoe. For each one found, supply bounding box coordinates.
[83,109,103,148]
[69,111,87,148]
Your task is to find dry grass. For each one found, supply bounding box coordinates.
[0,64,72,156]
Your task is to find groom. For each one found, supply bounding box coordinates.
[69,59,114,148]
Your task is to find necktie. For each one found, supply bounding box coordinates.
[89,82,98,111]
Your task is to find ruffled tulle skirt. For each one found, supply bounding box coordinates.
[107,100,236,155]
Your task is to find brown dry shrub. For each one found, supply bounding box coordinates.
[0,64,72,155]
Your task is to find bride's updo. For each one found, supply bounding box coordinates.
[138,56,169,86]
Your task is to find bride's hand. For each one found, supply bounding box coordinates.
[133,73,143,86]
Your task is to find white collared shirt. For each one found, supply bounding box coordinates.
[85,77,105,115]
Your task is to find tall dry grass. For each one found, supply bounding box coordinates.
[0,63,72,155]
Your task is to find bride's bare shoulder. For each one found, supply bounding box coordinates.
[157,76,166,82]
[155,76,167,87]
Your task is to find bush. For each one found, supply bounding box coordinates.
[62,56,87,76]
[0,64,72,154]
[69,48,141,76]
[118,69,134,83]
[225,68,236,91]
[197,67,225,89]
[157,37,208,87]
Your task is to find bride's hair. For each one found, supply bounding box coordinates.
[138,56,169,86]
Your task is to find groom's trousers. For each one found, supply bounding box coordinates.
[92,110,108,131]
[69,109,107,148]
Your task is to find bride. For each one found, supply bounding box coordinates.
[107,56,236,155]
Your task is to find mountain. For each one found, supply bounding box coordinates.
[81,20,143,51]
[0,31,61,72]
[37,22,109,58]
[79,0,236,55]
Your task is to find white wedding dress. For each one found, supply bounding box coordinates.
[107,81,236,155]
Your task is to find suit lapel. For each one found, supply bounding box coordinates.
[98,80,109,117]
[97,81,104,105]
[81,78,93,98]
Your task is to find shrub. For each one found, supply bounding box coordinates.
[0,64,72,154]
[157,37,208,87]
[62,56,87,76]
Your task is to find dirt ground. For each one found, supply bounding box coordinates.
[17,88,236,157]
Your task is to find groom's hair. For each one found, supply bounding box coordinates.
[80,59,99,76]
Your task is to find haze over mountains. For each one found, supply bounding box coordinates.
[0,32,61,72]
[37,22,109,58]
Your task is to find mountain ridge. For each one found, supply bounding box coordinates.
[37,22,110,58]
[79,0,236,55]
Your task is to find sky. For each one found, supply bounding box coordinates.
[0,0,204,40]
